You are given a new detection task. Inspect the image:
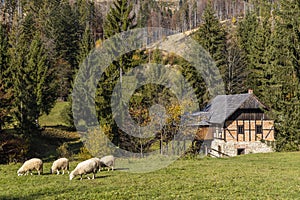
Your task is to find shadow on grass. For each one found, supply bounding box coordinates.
[28,126,83,162]
[68,174,112,181]
[111,168,130,171]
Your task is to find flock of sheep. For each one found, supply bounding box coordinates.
[17,155,115,180]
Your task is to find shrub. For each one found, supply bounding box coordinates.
[57,142,72,158]
[76,147,92,161]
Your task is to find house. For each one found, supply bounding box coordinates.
[188,90,275,157]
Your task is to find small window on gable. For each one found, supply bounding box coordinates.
[256,125,262,134]
[237,125,244,134]
[214,127,222,139]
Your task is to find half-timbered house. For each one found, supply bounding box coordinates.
[189,91,275,157]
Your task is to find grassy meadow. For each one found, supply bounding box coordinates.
[1,152,300,199]
[39,101,69,127]
[2,102,300,199]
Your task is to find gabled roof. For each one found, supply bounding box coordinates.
[190,93,267,125]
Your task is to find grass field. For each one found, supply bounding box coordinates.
[1,152,300,199]
[39,101,69,127]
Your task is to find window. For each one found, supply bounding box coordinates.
[256,125,263,134]
[237,125,244,134]
[215,127,222,138]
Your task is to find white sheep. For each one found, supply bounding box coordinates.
[99,155,115,171]
[91,157,101,168]
[69,158,101,180]
[17,158,43,176]
[50,158,69,175]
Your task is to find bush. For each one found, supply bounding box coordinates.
[0,134,29,164]
[56,142,72,158]
[76,147,92,161]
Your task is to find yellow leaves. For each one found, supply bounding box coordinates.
[232,16,237,25]
[95,39,102,49]
[132,54,140,61]
[166,104,182,124]
[84,126,113,157]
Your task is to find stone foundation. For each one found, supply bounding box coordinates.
[208,139,274,157]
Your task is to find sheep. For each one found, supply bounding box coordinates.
[69,158,101,180]
[50,158,69,175]
[17,158,43,176]
[91,157,101,168]
[99,155,115,171]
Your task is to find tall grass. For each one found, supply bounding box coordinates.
[1,152,300,199]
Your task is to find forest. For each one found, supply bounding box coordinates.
[0,0,300,162]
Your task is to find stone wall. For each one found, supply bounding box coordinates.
[209,139,274,157]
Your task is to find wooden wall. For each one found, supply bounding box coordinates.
[195,127,213,140]
[224,119,274,142]
[195,108,275,142]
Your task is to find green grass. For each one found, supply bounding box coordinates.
[39,101,69,127]
[2,152,300,199]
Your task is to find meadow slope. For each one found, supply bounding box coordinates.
[1,152,300,199]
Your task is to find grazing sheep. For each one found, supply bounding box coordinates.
[50,158,69,175]
[99,155,115,171]
[17,158,43,176]
[91,157,101,168]
[69,158,101,180]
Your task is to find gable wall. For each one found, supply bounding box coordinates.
[224,119,274,142]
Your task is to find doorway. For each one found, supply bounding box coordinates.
[237,148,245,155]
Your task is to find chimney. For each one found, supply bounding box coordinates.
[248,89,253,94]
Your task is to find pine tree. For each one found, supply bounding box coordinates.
[246,18,272,98]
[237,11,258,56]
[226,33,248,94]
[76,0,95,28]
[277,0,300,81]
[266,0,300,151]
[137,0,150,28]
[66,24,95,129]
[0,23,9,80]
[27,33,58,116]
[267,26,300,151]
[193,1,228,93]
[103,0,136,39]
[96,0,137,147]
[0,23,12,131]
[77,25,94,66]
[46,0,81,99]
[8,15,29,134]
[8,14,57,135]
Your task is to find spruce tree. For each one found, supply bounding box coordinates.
[237,11,258,56]
[66,24,95,129]
[0,23,9,80]
[77,25,94,66]
[246,18,272,98]
[226,34,248,94]
[267,0,300,151]
[277,0,300,80]
[47,0,81,99]
[103,0,136,39]
[96,0,137,147]
[193,1,228,93]
[0,23,12,131]
[8,14,57,135]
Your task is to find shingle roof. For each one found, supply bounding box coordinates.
[190,93,266,125]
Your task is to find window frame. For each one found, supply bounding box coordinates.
[237,125,244,135]
[256,125,263,134]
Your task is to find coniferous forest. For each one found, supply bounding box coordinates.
[1,0,300,162]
